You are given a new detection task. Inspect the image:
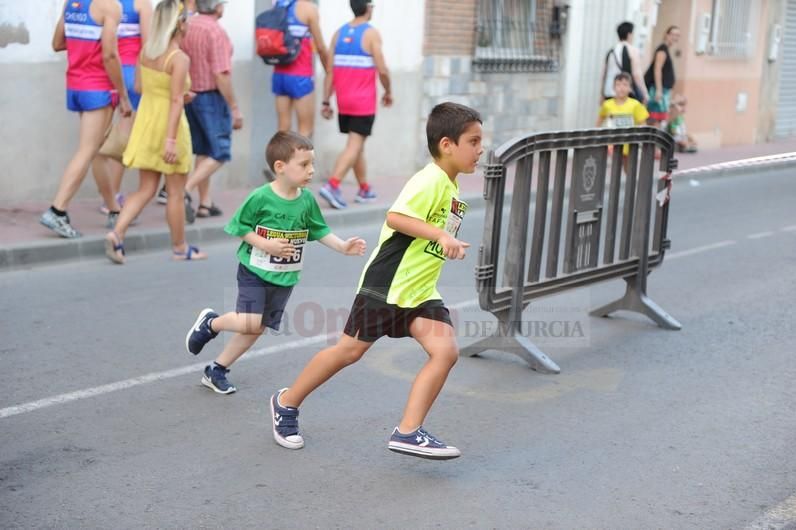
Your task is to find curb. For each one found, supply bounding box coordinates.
[0,193,488,272]
[2,154,793,272]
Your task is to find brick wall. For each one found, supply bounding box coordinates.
[419,0,564,167]
[424,0,477,56]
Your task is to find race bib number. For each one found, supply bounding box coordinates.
[608,114,634,128]
[425,197,468,260]
[250,226,308,272]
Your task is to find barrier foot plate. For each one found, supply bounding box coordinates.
[590,280,682,330]
[460,333,561,374]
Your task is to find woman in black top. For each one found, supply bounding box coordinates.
[645,26,681,124]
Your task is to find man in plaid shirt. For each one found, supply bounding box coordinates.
[174,0,243,221]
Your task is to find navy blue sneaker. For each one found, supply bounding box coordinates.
[270,388,304,449]
[201,364,237,394]
[388,426,461,460]
[185,308,219,355]
[319,183,348,209]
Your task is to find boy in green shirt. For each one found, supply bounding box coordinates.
[271,102,483,460]
[185,131,366,394]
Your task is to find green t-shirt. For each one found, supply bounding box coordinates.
[225,184,331,286]
[357,163,468,307]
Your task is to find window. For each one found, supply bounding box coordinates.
[474,0,560,72]
[709,0,754,57]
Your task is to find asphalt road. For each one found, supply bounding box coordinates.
[1,168,795,529]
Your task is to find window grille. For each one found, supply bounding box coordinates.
[473,0,561,73]
[709,0,754,57]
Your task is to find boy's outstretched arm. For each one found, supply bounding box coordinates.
[318,234,366,256]
[386,212,469,260]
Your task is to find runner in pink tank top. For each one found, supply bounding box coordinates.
[269,0,330,139]
[318,0,391,210]
[40,0,132,239]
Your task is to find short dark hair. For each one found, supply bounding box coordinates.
[426,102,482,158]
[617,21,634,41]
[614,72,632,84]
[665,25,679,35]
[350,0,370,16]
[265,131,313,172]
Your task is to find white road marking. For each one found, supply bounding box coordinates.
[0,231,780,420]
[666,240,736,260]
[781,225,796,232]
[747,231,775,239]
[745,492,796,529]
[0,300,478,420]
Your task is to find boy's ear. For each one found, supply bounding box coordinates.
[273,160,285,173]
[439,136,452,155]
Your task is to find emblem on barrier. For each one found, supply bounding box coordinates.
[583,156,597,194]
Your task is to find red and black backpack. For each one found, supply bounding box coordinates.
[255,0,304,66]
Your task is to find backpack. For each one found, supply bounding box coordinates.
[604,44,642,100]
[255,0,304,66]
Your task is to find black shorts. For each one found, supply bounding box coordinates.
[235,264,294,330]
[343,294,453,343]
[338,114,375,137]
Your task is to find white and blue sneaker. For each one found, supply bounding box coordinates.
[40,209,81,239]
[388,426,461,460]
[270,388,304,449]
[354,187,377,203]
[201,364,236,394]
[185,308,219,355]
[319,183,347,209]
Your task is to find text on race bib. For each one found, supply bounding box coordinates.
[250,226,309,272]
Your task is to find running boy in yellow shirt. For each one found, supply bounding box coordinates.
[270,102,483,460]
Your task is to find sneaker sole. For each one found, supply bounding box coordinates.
[156,196,168,205]
[270,391,304,449]
[387,441,461,460]
[354,196,377,204]
[201,375,236,394]
[185,308,215,355]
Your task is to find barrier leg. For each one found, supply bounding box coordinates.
[460,321,561,374]
[590,278,681,330]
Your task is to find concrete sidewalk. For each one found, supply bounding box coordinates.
[2,137,795,270]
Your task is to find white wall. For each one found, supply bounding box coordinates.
[317,0,424,73]
[0,0,254,63]
[0,0,63,63]
[218,0,255,61]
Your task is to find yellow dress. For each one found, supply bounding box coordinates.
[123,50,192,175]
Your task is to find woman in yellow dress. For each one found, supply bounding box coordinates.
[105,0,207,263]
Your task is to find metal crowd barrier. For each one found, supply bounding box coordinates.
[461,127,680,373]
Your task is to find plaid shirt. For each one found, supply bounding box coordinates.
[181,14,233,92]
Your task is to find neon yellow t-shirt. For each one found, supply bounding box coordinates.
[599,97,649,127]
[599,97,650,155]
[357,163,468,308]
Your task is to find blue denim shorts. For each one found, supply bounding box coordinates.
[185,90,232,162]
[236,264,294,330]
[272,73,314,99]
